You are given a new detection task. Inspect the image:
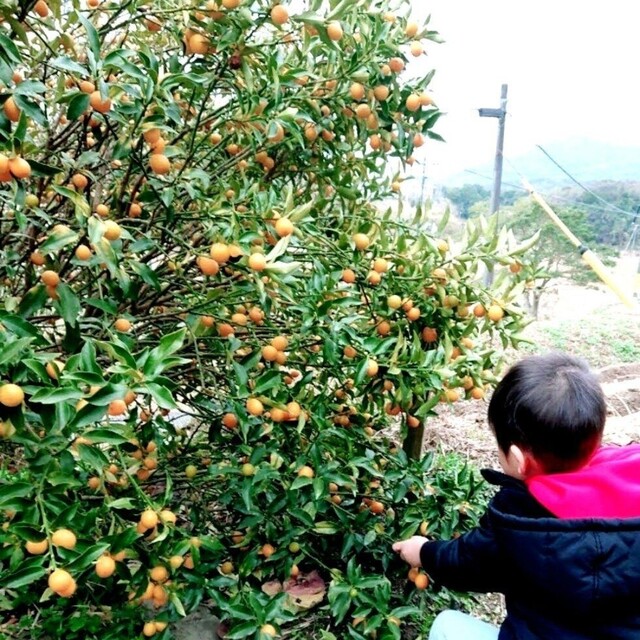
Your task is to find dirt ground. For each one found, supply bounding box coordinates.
[426,277,640,468]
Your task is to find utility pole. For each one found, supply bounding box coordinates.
[478,84,508,283]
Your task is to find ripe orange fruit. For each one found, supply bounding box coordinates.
[140,509,159,530]
[114,318,131,332]
[189,33,209,55]
[369,500,384,514]
[0,383,24,407]
[9,157,31,179]
[95,203,109,217]
[405,94,421,111]
[210,242,231,264]
[95,555,116,578]
[222,0,240,8]
[377,321,391,336]
[129,202,142,217]
[405,21,419,37]
[410,41,424,57]
[149,154,171,174]
[142,621,156,637]
[198,256,220,276]
[408,567,419,582]
[150,565,169,583]
[3,97,20,122]
[222,413,239,429]
[406,307,421,321]
[444,388,459,403]
[387,294,402,309]
[343,345,357,358]
[246,398,264,416]
[349,82,365,101]
[297,465,314,478]
[261,543,275,558]
[373,85,389,101]
[342,268,356,283]
[34,0,49,17]
[367,270,381,285]
[30,250,46,266]
[471,387,485,400]
[25,539,48,555]
[220,561,234,574]
[414,573,429,590]
[487,304,504,322]
[51,528,77,550]
[89,91,111,113]
[274,217,294,237]
[352,233,370,250]
[75,245,92,260]
[248,253,267,271]
[108,399,127,416]
[103,220,122,241]
[327,21,343,41]
[262,345,279,362]
[261,624,277,637]
[218,323,234,337]
[366,360,379,377]
[169,555,184,569]
[421,327,437,343]
[48,568,76,597]
[271,335,288,351]
[270,5,289,25]
[407,415,420,429]
[389,57,405,73]
[473,304,486,318]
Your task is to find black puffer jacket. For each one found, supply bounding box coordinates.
[420,469,640,640]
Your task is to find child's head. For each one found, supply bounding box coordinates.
[488,352,606,476]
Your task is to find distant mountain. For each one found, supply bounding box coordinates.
[441,138,640,190]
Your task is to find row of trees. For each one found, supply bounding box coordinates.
[444,182,634,316]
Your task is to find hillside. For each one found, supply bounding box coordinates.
[442,138,640,190]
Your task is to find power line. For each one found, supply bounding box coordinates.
[536,145,639,218]
[462,162,639,220]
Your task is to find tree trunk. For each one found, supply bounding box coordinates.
[403,422,425,460]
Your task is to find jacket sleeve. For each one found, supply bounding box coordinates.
[419,510,505,593]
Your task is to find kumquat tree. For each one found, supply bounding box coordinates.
[0,0,537,638]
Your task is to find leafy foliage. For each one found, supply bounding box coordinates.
[0,0,534,638]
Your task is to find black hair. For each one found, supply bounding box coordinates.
[488,352,606,473]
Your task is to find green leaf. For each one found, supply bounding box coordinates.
[67,92,90,121]
[17,285,47,319]
[0,482,33,507]
[78,13,101,60]
[69,402,107,430]
[29,387,83,404]
[144,382,177,409]
[77,443,110,473]
[0,32,22,64]
[1,561,46,589]
[0,337,32,365]
[49,56,89,77]
[84,428,130,445]
[55,284,82,327]
[314,521,338,535]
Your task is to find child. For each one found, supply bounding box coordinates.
[393,352,640,640]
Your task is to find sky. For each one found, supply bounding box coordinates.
[407,0,640,182]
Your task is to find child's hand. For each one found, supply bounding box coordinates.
[392,536,428,567]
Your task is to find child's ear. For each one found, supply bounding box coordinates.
[509,444,527,477]
[510,445,542,478]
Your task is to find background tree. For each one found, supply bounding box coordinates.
[0,1,534,639]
